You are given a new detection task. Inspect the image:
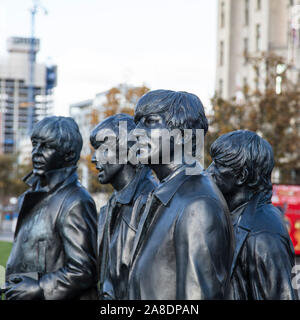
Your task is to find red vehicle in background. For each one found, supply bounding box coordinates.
[272,185,300,255]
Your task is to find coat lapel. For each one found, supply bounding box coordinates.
[97,205,109,253]
[98,197,115,286]
[230,227,249,277]
[14,190,47,238]
[14,170,78,239]
[130,168,193,266]
[230,193,261,277]
[130,192,158,266]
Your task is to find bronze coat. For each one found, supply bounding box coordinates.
[230,193,298,300]
[128,167,235,300]
[6,167,98,300]
[98,167,157,299]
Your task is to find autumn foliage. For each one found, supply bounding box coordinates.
[207,53,300,184]
[0,154,32,203]
[103,84,150,118]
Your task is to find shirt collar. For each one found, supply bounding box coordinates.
[23,166,78,192]
[154,162,203,206]
[113,166,149,205]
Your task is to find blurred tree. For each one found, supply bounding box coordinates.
[207,52,300,184]
[103,84,150,117]
[103,87,121,118]
[90,108,100,127]
[0,154,32,205]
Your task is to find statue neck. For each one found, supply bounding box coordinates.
[150,163,183,182]
[111,164,136,192]
[225,185,254,212]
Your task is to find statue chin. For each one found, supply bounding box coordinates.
[33,167,45,176]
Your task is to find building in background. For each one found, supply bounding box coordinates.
[70,91,107,189]
[216,0,300,99]
[0,36,56,154]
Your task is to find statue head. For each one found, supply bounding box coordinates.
[207,130,274,205]
[90,113,136,185]
[31,116,83,176]
[133,89,208,164]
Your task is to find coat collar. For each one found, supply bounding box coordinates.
[23,166,78,193]
[154,162,203,206]
[238,192,262,231]
[130,162,203,267]
[15,167,79,239]
[231,202,249,227]
[230,192,261,277]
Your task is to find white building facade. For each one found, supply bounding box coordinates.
[0,37,56,153]
[216,0,300,99]
[70,92,107,189]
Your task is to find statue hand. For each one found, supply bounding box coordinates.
[5,275,44,300]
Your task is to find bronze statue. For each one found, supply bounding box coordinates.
[207,130,298,300]
[128,90,235,299]
[4,116,98,300]
[90,114,157,300]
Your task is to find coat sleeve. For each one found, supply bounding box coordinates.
[39,195,98,300]
[101,275,116,300]
[247,232,298,300]
[97,204,116,300]
[174,196,233,300]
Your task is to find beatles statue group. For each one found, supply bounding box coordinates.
[1,89,298,300]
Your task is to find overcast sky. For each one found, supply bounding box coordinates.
[0,0,218,116]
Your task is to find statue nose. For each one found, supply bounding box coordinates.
[91,153,97,163]
[32,143,42,155]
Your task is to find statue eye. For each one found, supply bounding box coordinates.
[145,116,157,125]
[44,143,53,149]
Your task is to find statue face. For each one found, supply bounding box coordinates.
[91,128,123,185]
[134,112,170,164]
[206,161,238,197]
[93,160,123,185]
[31,137,65,176]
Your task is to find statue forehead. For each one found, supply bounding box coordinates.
[95,127,117,142]
[31,129,58,146]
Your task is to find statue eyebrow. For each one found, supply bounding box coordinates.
[134,112,142,123]
[134,111,157,123]
[31,137,56,144]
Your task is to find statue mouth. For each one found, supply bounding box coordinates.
[96,165,104,173]
[33,160,45,168]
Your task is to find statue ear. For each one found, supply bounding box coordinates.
[64,151,76,163]
[236,167,248,186]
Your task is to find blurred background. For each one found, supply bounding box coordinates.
[0,0,300,263]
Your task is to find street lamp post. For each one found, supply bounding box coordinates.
[27,0,47,135]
